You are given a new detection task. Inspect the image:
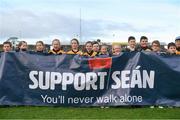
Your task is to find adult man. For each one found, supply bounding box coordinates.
[175,36,180,55]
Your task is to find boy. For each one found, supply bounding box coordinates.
[3,41,12,52]
[167,42,176,55]
[123,36,137,52]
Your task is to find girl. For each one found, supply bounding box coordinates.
[18,41,28,52]
[48,39,64,55]
[99,44,109,56]
[36,41,45,53]
[112,44,121,56]
[66,38,82,55]
[83,41,97,57]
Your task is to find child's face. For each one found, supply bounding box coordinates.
[168,46,176,54]
[129,40,136,48]
[86,43,93,52]
[152,43,160,52]
[20,43,28,50]
[3,44,11,52]
[101,46,107,54]
[140,39,148,47]
[113,45,121,54]
[36,43,44,52]
[52,41,60,50]
[92,44,100,52]
[71,40,78,49]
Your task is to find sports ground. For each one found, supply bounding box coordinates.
[0,106,180,119]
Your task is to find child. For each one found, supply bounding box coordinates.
[151,40,161,53]
[3,41,12,52]
[36,41,45,53]
[92,41,100,54]
[66,38,82,55]
[112,44,121,56]
[83,41,97,57]
[18,41,28,52]
[48,39,64,55]
[137,36,151,51]
[123,36,137,52]
[167,42,176,55]
[99,44,109,56]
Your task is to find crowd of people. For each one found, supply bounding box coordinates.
[2,36,180,56]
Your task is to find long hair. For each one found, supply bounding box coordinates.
[83,41,93,52]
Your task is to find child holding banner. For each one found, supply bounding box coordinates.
[92,41,100,55]
[167,42,177,55]
[3,41,12,52]
[48,39,64,55]
[99,44,109,56]
[151,40,161,53]
[123,36,137,52]
[83,41,97,57]
[66,38,82,55]
[112,44,122,56]
[17,41,28,52]
[35,41,45,53]
[137,36,151,52]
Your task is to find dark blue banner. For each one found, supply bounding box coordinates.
[0,52,180,106]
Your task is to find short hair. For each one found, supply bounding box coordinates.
[92,41,99,46]
[71,38,79,45]
[18,41,27,47]
[97,39,101,42]
[168,42,176,49]
[3,41,12,47]
[140,36,148,42]
[128,36,136,42]
[36,41,44,46]
[152,40,160,47]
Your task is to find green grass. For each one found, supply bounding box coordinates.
[0,106,180,119]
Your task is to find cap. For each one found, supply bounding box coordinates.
[175,36,180,41]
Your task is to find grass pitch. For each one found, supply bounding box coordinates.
[0,106,180,119]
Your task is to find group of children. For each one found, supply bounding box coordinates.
[122,36,180,55]
[2,36,180,56]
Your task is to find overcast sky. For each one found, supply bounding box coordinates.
[0,0,180,44]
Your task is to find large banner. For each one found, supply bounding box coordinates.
[0,52,180,106]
